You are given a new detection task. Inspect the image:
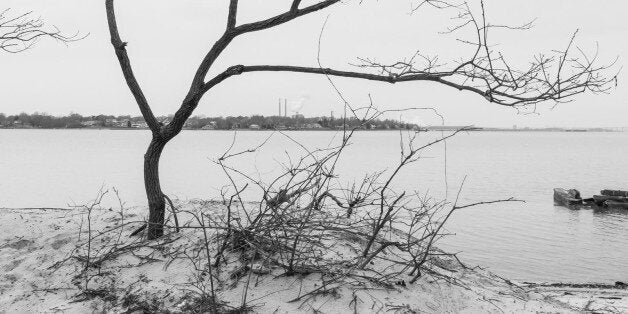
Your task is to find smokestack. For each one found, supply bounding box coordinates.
[278,98,281,116]
[284,99,287,117]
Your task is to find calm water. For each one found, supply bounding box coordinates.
[1,129,627,283]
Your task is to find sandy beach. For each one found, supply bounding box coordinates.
[1,205,626,313]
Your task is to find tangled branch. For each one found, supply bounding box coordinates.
[0,8,83,53]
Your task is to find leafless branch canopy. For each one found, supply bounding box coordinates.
[0,8,82,53]
[377,1,618,108]
[106,0,617,138]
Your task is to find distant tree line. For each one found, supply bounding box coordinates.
[0,112,418,130]
[0,113,141,129]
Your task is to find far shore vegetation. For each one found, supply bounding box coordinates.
[0,112,617,132]
[0,112,417,131]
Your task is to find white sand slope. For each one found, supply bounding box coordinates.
[1,206,626,313]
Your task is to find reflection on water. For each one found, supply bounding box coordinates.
[0,129,627,283]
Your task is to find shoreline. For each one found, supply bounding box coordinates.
[0,127,622,133]
[1,205,627,313]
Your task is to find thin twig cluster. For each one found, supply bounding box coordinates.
[0,8,82,53]
[360,0,619,110]
[170,104,518,310]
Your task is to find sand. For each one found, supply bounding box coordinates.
[1,205,626,313]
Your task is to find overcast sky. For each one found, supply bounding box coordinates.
[1,0,626,127]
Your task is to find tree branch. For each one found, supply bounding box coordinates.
[0,8,84,53]
[199,56,613,109]
[164,1,342,140]
[227,0,238,30]
[234,0,339,35]
[291,0,303,12]
[198,64,499,106]
[105,0,160,135]
[162,34,233,140]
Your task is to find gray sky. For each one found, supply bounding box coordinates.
[1,0,626,127]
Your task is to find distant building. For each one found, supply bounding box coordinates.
[12,120,33,128]
[81,120,100,127]
[304,123,323,129]
[131,122,148,128]
[105,119,130,128]
[201,122,217,130]
[249,124,261,130]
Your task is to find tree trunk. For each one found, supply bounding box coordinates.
[145,137,167,239]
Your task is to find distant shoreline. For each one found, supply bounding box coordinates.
[2,113,622,132]
[0,126,621,132]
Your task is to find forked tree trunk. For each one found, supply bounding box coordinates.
[145,137,167,239]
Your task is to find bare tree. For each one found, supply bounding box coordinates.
[0,8,81,53]
[105,0,615,239]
